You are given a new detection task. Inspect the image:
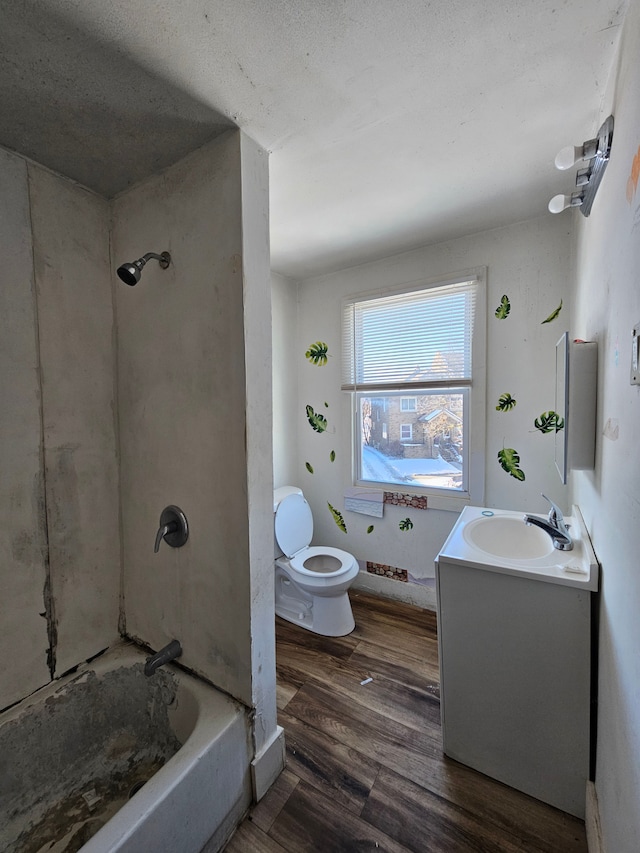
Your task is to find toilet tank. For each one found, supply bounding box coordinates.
[273,486,303,513]
[273,486,304,558]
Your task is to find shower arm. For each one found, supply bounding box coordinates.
[142,252,171,268]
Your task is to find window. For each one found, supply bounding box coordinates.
[342,270,486,505]
[400,397,417,412]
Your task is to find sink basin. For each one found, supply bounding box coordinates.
[462,515,554,560]
[437,506,598,591]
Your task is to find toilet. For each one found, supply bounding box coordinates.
[273,486,359,636]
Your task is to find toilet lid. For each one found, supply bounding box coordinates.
[274,493,313,557]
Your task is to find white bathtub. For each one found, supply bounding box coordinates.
[1,642,252,853]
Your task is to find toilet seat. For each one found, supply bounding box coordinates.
[289,545,357,577]
[275,493,357,578]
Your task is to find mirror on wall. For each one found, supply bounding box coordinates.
[555,332,569,484]
[555,332,598,484]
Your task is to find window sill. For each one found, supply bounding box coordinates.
[426,494,470,512]
[355,480,470,513]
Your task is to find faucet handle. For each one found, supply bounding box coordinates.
[154,523,173,553]
[541,494,564,525]
[154,506,189,553]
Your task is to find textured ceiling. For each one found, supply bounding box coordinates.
[0,0,628,278]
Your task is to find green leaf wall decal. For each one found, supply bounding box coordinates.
[324,402,329,408]
[534,411,565,433]
[328,502,347,533]
[496,393,517,411]
[366,525,374,534]
[497,447,526,481]
[495,295,511,319]
[399,517,414,531]
[542,299,563,324]
[330,450,336,462]
[306,404,327,433]
[305,341,329,365]
[305,461,314,474]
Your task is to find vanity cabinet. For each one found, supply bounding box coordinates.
[435,506,598,819]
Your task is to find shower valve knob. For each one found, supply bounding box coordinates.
[154,505,189,553]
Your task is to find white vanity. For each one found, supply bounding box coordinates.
[435,505,598,818]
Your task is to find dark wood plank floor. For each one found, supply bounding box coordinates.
[223,590,587,853]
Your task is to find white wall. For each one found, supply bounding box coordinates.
[284,215,573,580]
[272,272,299,489]
[571,0,640,848]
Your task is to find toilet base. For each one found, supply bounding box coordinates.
[275,581,355,637]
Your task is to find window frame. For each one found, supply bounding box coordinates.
[343,268,486,510]
[400,422,413,441]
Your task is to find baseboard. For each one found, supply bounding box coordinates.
[250,724,286,802]
[352,568,437,610]
[585,781,605,853]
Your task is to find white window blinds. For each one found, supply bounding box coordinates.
[342,277,478,391]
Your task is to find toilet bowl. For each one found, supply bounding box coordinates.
[274,487,359,636]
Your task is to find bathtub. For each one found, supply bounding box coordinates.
[1,642,252,853]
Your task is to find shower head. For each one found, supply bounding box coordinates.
[117,251,171,286]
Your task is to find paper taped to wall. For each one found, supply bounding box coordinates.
[344,487,384,517]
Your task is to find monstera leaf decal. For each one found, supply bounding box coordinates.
[399,517,414,531]
[534,411,565,434]
[496,393,517,412]
[305,461,314,474]
[328,502,347,533]
[542,300,563,324]
[306,405,327,433]
[497,447,526,481]
[366,525,375,534]
[495,295,511,319]
[305,341,329,365]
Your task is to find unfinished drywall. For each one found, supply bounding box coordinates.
[0,148,50,709]
[113,132,276,728]
[0,151,121,710]
[29,164,120,677]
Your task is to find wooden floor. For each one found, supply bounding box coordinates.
[223,591,587,853]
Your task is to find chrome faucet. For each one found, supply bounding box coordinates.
[144,639,182,676]
[523,494,573,551]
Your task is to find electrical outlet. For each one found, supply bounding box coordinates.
[631,323,640,385]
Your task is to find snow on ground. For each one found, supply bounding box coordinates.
[362,445,461,488]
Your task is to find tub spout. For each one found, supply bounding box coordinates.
[144,640,182,676]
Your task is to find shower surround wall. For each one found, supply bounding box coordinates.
[0,130,281,794]
[0,148,120,710]
[112,132,279,748]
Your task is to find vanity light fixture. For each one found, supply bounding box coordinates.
[548,114,614,216]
